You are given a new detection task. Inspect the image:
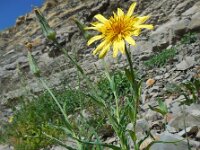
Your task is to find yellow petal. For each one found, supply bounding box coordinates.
[113,42,119,58]
[127,2,137,17]
[117,8,124,16]
[85,27,97,30]
[85,23,104,31]
[87,35,103,46]
[118,40,125,54]
[93,41,106,55]
[137,24,154,29]
[136,16,150,24]
[125,36,136,46]
[113,12,117,18]
[94,14,108,23]
[113,40,125,57]
[99,43,110,58]
[91,22,104,27]
[132,29,141,36]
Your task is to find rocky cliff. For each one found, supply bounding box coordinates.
[0,0,200,117]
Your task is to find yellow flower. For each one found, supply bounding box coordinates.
[86,2,153,58]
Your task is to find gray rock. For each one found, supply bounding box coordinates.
[169,104,200,130]
[189,12,200,30]
[196,129,200,139]
[176,56,196,71]
[177,126,199,137]
[126,119,149,133]
[150,132,188,150]
[0,145,13,150]
[155,75,164,80]
[149,86,161,93]
[164,73,170,79]
[50,138,77,150]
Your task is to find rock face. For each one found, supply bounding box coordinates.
[0,0,200,134]
[0,0,199,105]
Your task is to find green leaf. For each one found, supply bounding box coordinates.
[43,132,76,150]
[158,99,168,115]
[107,113,120,134]
[47,123,72,135]
[128,130,137,142]
[128,105,136,124]
[86,93,106,107]
[125,68,133,84]
[149,99,168,116]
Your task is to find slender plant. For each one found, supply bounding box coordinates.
[29,3,182,150]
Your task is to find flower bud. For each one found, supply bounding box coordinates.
[28,51,41,77]
[34,8,56,41]
[73,18,91,40]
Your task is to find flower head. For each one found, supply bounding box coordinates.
[86,2,153,58]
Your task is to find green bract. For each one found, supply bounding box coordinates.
[27,51,40,77]
[34,8,56,41]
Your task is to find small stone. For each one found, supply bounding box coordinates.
[0,145,13,150]
[81,109,92,120]
[155,75,163,80]
[196,129,200,140]
[126,119,149,133]
[146,78,156,87]
[149,86,160,93]
[164,73,170,79]
[177,126,199,137]
[144,109,161,121]
[169,104,200,130]
[150,132,188,150]
[139,53,152,61]
[189,12,200,30]
[104,136,117,144]
[176,56,196,71]
[166,125,177,133]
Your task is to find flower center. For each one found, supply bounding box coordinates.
[105,16,131,42]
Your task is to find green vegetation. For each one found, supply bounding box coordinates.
[0,89,90,150]
[180,78,200,105]
[180,32,197,44]
[144,32,197,69]
[0,71,132,150]
[144,47,176,68]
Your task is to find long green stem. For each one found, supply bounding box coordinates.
[53,40,92,86]
[39,78,73,132]
[102,60,120,123]
[38,77,84,149]
[125,45,140,149]
[53,40,106,107]
[125,45,135,83]
[113,91,120,123]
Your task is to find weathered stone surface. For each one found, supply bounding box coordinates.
[169,104,200,130]
[0,145,12,150]
[150,132,188,150]
[0,0,199,107]
[176,56,196,70]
